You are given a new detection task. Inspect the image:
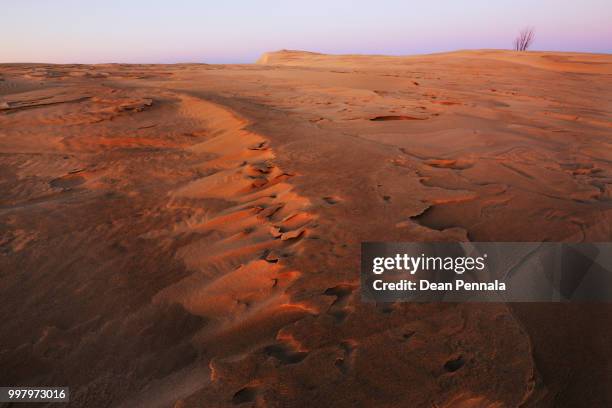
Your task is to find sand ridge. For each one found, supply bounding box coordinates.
[151,95,318,359]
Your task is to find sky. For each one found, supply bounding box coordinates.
[2,0,611,64]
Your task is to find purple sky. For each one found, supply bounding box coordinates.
[2,1,611,63]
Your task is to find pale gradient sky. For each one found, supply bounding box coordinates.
[2,0,611,64]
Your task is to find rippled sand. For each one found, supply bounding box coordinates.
[1,50,611,407]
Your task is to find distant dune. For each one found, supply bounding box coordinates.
[1,50,611,407]
[258,48,612,74]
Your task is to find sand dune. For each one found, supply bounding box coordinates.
[1,50,611,407]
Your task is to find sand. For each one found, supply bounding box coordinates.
[1,50,611,407]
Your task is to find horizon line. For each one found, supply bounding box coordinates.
[1,47,611,66]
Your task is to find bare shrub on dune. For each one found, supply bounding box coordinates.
[513,27,535,51]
